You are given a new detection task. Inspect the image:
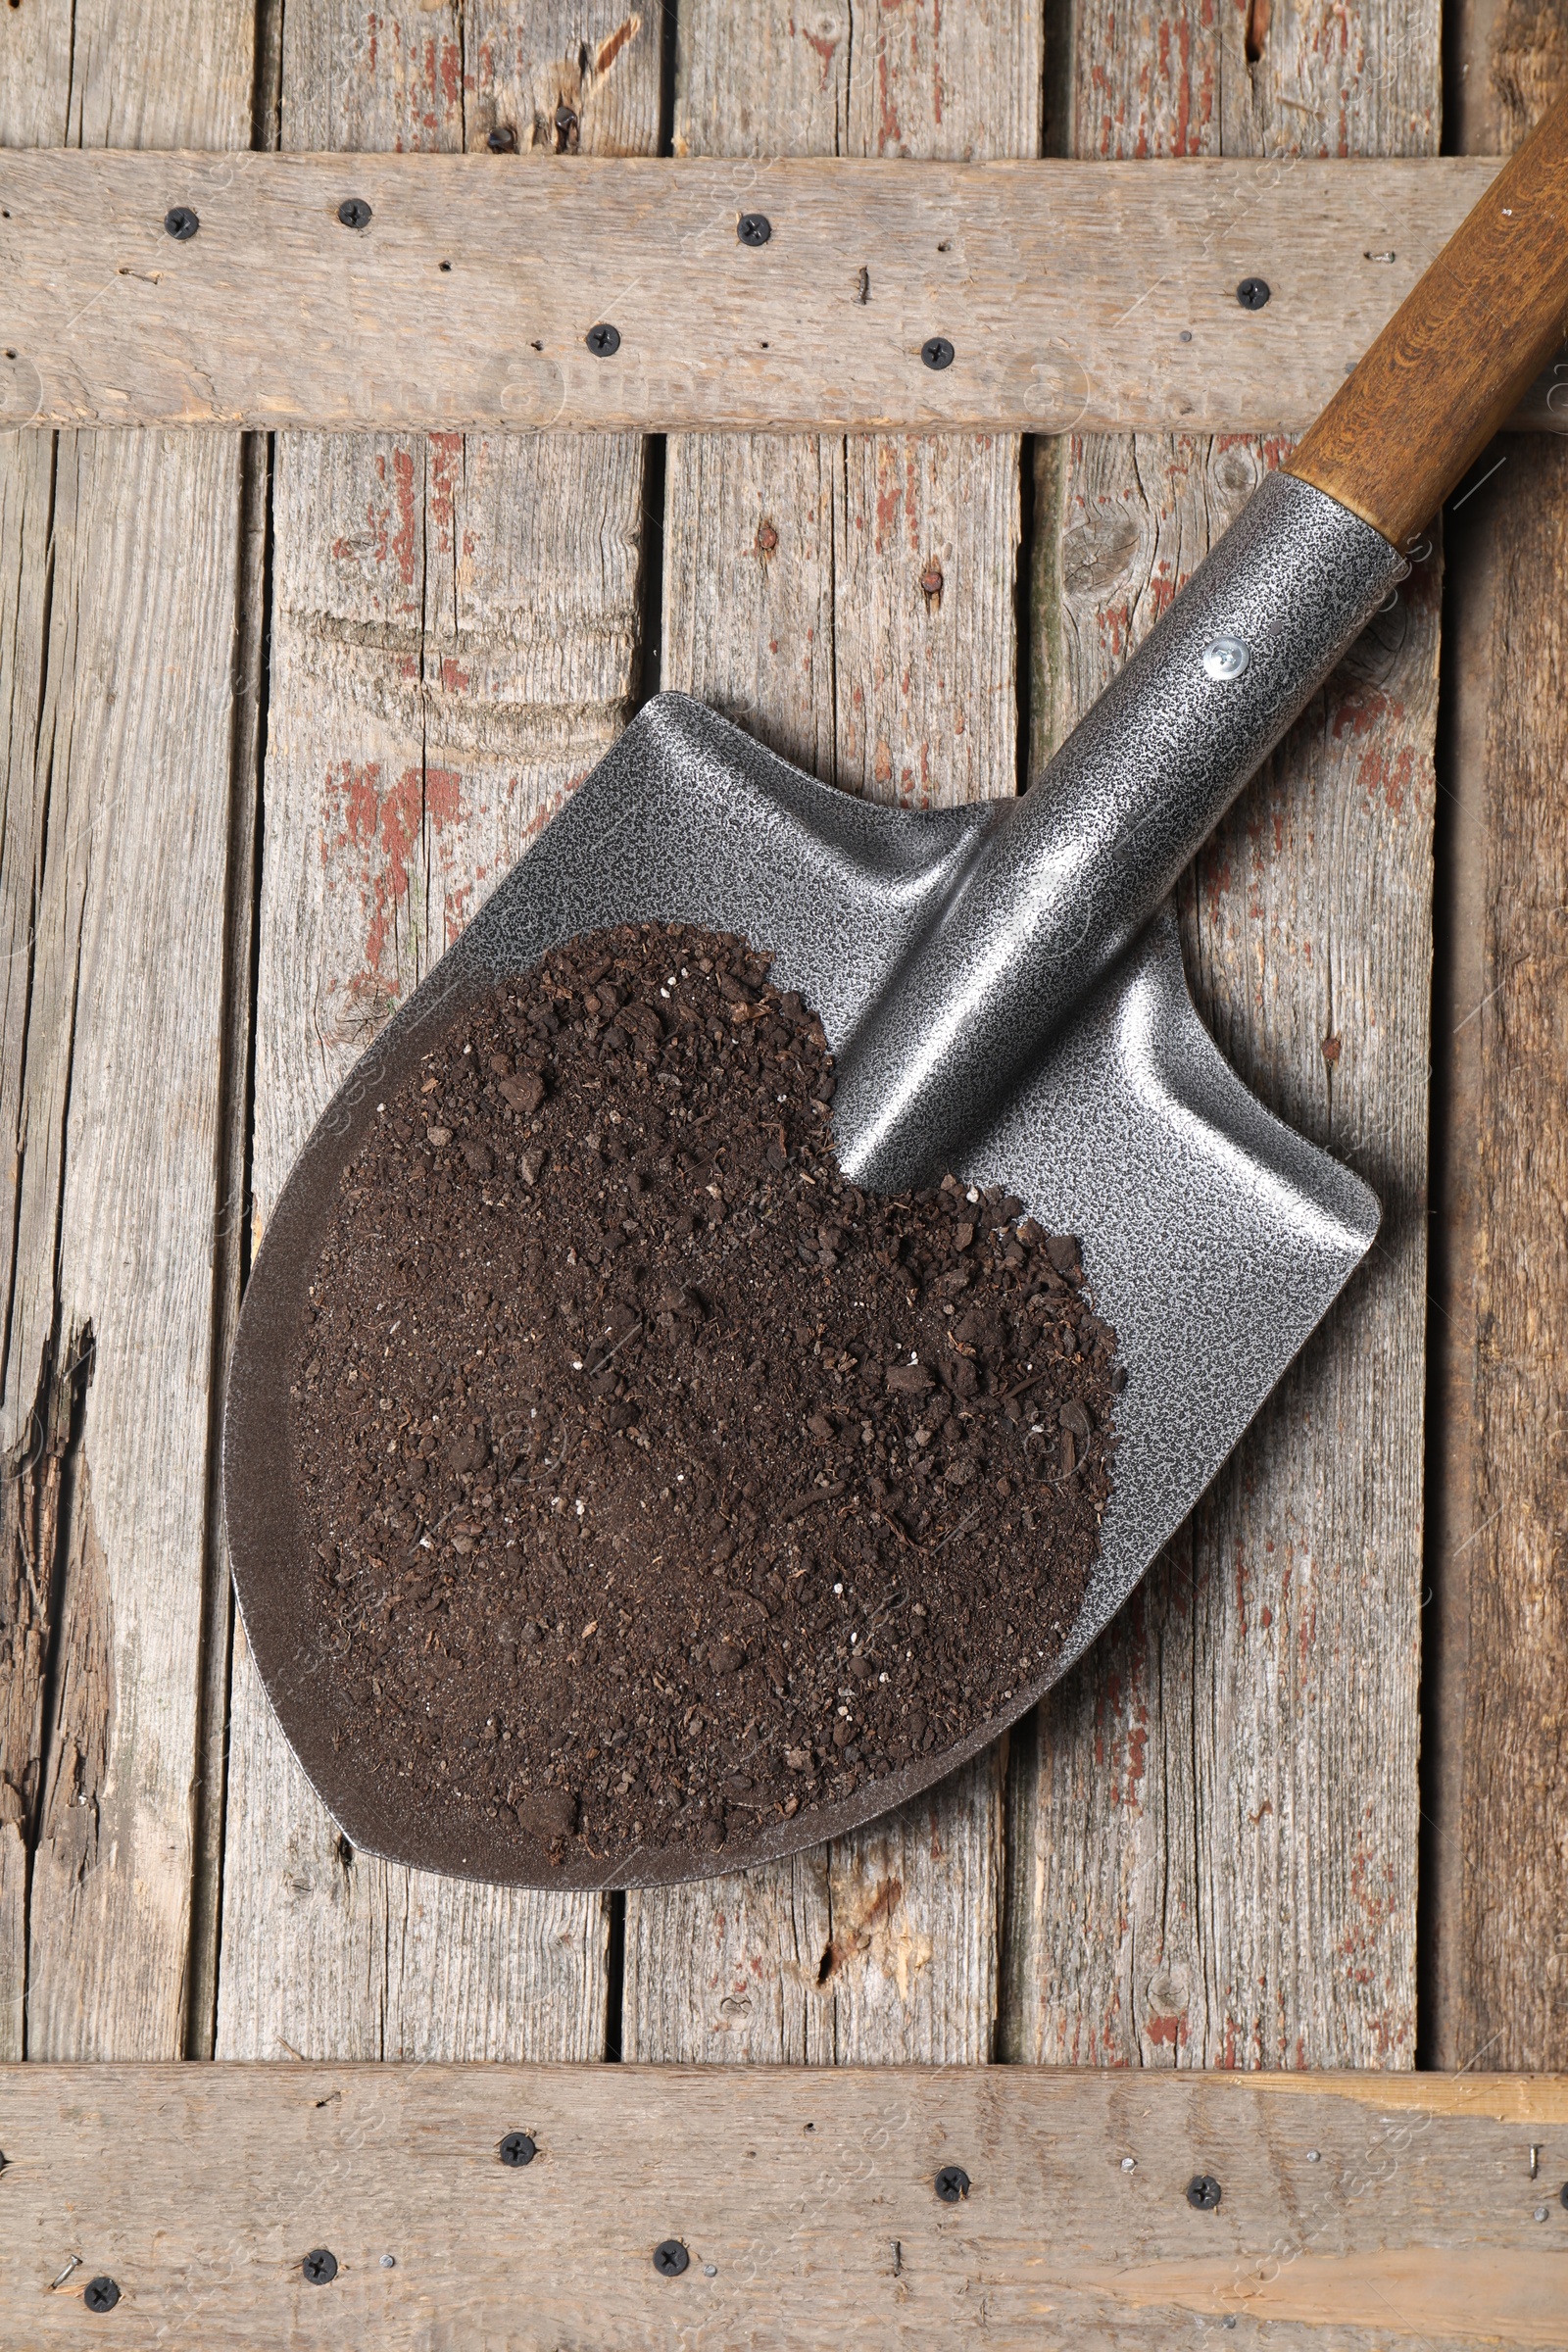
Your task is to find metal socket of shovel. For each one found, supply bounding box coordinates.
[224,95,1568,1887]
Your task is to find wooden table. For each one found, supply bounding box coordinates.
[1,4,1563,2343]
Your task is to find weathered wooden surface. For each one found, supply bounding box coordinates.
[0,1,255,2064]
[1004,1,1438,2071]
[0,0,1555,2173]
[214,1,662,2065]
[7,149,1568,435]
[1426,7,1568,2075]
[6,2064,1565,2348]
[621,0,1038,2067]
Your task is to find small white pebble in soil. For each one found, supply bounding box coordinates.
[833,1582,843,1594]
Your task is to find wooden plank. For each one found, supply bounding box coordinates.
[0,4,256,2062]
[1003,5,1438,2070]
[3,2063,1564,2348]
[5,148,1568,435]
[620,0,1036,2068]
[1425,18,1568,2073]
[214,0,661,2067]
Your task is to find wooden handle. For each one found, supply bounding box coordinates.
[1286,92,1568,546]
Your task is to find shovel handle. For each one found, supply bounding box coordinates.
[1286,89,1568,547]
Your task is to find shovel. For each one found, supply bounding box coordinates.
[224,97,1568,1888]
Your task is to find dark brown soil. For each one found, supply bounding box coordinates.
[288,922,1120,1869]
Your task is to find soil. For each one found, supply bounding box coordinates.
[288,922,1121,1870]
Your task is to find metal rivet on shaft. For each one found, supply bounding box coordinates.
[165,207,199,241]
[586,322,621,358]
[1236,276,1271,310]
[738,213,772,246]
[83,2277,121,2314]
[653,2239,690,2278]
[920,336,955,370]
[1201,636,1250,682]
[302,2248,338,2284]
[934,2166,970,2203]
[338,198,372,229]
[1187,2175,1223,2211]
[499,2131,537,2167]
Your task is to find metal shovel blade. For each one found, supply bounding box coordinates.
[223,691,1378,1889]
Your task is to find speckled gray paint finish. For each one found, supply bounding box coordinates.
[832,469,1406,1189]
[225,473,1393,1888]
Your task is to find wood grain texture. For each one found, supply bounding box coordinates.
[622,0,1037,2067]
[215,0,662,2067]
[0,3,255,2063]
[4,2063,1565,2349]
[9,148,1568,436]
[1004,1,1437,2072]
[1288,90,1568,540]
[1426,8,1568,2075]
[0,426,61,2059]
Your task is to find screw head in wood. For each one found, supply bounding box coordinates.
[164,207,199,241]
[1236,277,1271,310]
[920,336,956,370]
[302,2248,338,2284]
[586,323,621,358]
[338,198,372,230]
[499,2131,537,2167]
[934,2165,970,2203]
[488,125,518,153]
[738,213,772,246]
[1187,2174,1223,2211]
[1561,2181,1568,2209]
[83,2277,121,2314]
[653,2239,690,2278]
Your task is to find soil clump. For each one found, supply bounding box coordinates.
[289,922,1121,1869]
